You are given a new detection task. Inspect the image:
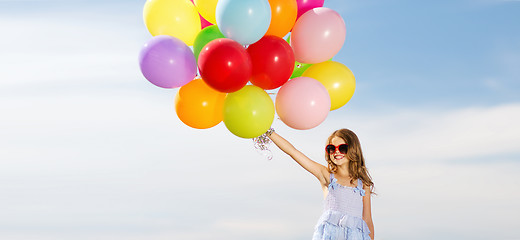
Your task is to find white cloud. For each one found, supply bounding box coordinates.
[348,104,520,164]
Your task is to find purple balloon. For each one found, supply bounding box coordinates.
[139,35,197,88]
[296,0,325,19]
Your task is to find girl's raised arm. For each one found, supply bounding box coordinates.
[268,131,329,186]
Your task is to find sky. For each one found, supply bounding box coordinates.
[0,0,519,239]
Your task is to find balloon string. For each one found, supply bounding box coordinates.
[252,132,273,161]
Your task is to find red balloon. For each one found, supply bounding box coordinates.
[247,35,295,90]
[198,38,252,93]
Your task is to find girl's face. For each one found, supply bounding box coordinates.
[329,136,348,166]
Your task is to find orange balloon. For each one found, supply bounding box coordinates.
[265,0,297,38]
[174,78,227,129]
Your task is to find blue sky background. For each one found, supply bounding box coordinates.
[1,0,519,239]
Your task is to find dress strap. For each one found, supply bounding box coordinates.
[355,179,366,196]
[357,179,363,189]
[328,173,335,190]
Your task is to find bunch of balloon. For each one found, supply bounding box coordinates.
[138,0,357,138]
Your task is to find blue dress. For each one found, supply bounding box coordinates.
[312,173,371,240]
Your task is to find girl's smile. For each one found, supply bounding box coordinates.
[331,153,346,165]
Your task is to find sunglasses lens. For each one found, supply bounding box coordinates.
[326,145,335,154]
[338,144,348,154]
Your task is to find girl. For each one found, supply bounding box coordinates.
[266,128,374,240]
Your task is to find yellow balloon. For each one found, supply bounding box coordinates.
[223,85,275,138]
[175,78,227,129]
[143,0,201,46]
[194,0,218,24]
[302,61,356,110]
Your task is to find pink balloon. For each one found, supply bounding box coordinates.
[296,0,324,19]
[291,7,346,64]
[275,77,330,130]
[190,0,214,29]
[200,15,213,29]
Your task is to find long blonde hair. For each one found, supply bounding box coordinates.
[325,129,375,194]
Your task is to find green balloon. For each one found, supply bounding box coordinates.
[223,86,274,139]
[291,61,313,79]
[193,25,225,62]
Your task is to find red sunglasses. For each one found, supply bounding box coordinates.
[325,144,348,154]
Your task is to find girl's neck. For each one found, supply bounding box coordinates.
[334,165,350,177]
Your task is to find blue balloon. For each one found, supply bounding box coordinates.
[216,0,271,45]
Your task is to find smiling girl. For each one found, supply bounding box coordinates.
[267,128,375,240]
